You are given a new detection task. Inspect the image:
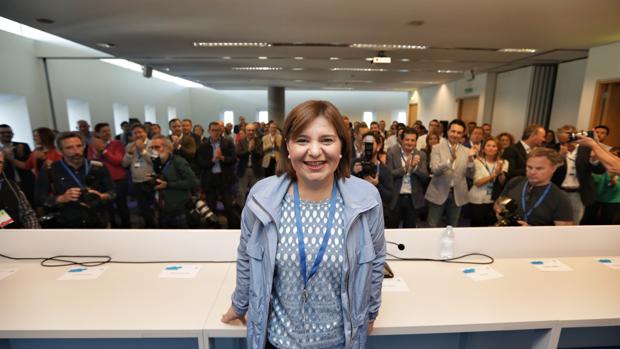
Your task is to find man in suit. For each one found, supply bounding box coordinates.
[0,124,34,204]
[552,125,606,223]
[168,118,197,166]
[503,124,546,180]
[197,121,239,228]
[425,119,476,227]
[386,127,429,228]
[235,122,264,208]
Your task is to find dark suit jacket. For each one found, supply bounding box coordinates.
[503,141,528,180]
[551,145,606,206]
[197,136,237,187]
[236,137,264,178]
[386,145,429,209]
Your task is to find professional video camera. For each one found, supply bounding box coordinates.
[187,197,220,228]
[568,130,594,142]
[356,134,377,178]
[495,196,523,226]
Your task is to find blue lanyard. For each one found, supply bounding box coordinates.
[60,159,90,189]
[293,180,338,292]
[521,180,552,221]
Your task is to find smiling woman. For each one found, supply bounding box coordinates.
[221,100,386,349]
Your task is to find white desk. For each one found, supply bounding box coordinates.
[1,227,619,349]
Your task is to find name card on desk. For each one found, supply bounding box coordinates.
[382,277,410,293]
[0,268,17,281]
[158,264,201,279]
[529,259,572,272]
[58,266,108,280]
[596,257,620,270]
[462,266,504,281]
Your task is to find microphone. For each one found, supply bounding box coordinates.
[386,241,405,251]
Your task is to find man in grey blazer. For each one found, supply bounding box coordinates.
[425,119,476,227]
[386,128,429,228]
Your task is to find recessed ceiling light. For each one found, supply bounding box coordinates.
[36,18,55,24]
[161,67,171,71]
[293,80,305,82]
[258,56,268,60]
[437,69,462,74]
[232,67,282,71]
[221,56,232,60]
[401,58,410,62]
[329,57,340,61]
[291,67,304,71]
[498,48,537,53]
[397,69,410,73]
[294,56,304,60]
[350,43,427,50]
[330,68,387,72]
[193,42,272,47]
[96,42,115,48]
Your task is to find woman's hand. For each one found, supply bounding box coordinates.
[368,321,374,335]
[221,305,246,325]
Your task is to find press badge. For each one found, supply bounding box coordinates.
[0,209,14,228]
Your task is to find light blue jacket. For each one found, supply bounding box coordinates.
[231,174,386,349]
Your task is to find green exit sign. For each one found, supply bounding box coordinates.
[464,87,474,93]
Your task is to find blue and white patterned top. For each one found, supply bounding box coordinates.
[267,193,346,349]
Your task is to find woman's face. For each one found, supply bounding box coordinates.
[428,134,439,146]
[33,131,41,146]
[287,116,342,186]
[483,140,499,158]
[499,135,511,149]
[545,131,555,143]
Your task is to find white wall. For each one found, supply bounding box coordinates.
[548,59,587,131]
[412,73,489,125]
[0,30,52,130]
[0,94,34,147]
[491,67,533,136]
[577,41,620,129]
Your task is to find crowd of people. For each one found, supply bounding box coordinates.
[0,108,618,229]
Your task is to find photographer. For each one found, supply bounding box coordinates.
[148,135,199,229]
[352,131,396,227]
[121,124,156,228]
[495,147,573,226]
[35,132,115,228]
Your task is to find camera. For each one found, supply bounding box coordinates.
[568,130,594,142]
[147,153,165,188]
[495,196,523,226]
[356,135,377,178]
[78,163,103,207]
[188,198,220,228]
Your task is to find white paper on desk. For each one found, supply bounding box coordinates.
[595,257,620,270]
[461,266,504,281]
[529,259,572,272]
[0,268,17,281]
[382,277,410,292]
[58,266,108,280]
[158,264,201,279]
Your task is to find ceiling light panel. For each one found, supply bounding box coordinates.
[330,67,387,72]
[232,67,283,71]
[350,43,427,50]
[437,69,463,74]
[498,48,537,53]
[193,42,272,47]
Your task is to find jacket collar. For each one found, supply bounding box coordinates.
[249,174,379,226]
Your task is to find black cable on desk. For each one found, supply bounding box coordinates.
[386,252,495,265]
[0,253,235,268]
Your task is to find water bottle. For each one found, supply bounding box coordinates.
[439,225,455,259]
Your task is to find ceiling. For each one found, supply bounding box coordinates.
[1,0,620,90]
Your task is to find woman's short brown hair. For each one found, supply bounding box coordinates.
[276,100,352,180]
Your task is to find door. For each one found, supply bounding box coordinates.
[408,104,418,127]
[458,97,479,125]
[591,81,620,147]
